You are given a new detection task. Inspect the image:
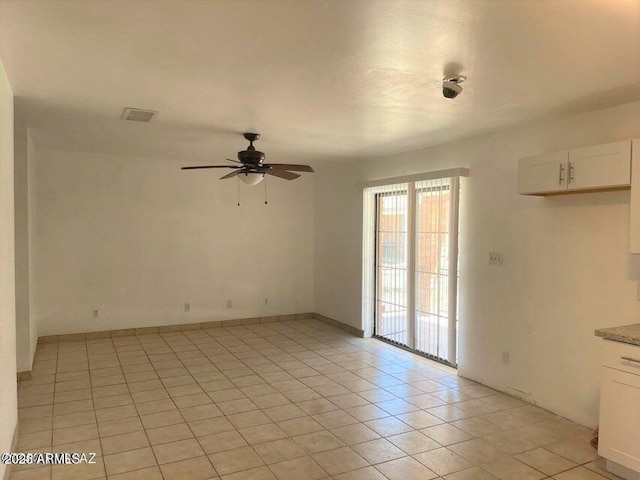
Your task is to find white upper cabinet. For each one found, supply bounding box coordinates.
[568,141,631,191]
[518,151,568,195]
[628,139,640,253]
[518,140,631,196]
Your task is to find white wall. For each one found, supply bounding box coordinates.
[14,121,36,372]
[315,100,640,428]
[0,58,18,479]
[31,149,315,336]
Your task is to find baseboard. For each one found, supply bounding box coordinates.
[38,312,317,343]
[2,421,19,480]
[314,313,365,337]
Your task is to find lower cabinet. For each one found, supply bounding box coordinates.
[598,341,640,478]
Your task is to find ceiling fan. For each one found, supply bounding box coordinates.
[181,133,314,185]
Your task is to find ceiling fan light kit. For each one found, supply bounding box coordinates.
[239,171,265,185]
[182,132,314,200]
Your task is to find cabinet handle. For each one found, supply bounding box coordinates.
[559,163,565,185]
[568,161,575,184]
[621,356,640,364]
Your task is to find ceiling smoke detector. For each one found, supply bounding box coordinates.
[121,107,158,122]
[442,75,467,99]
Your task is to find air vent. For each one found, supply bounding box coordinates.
[121,108,158,122]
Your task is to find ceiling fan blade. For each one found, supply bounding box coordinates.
[181,165,241,170]
[266,170,300,180]
[220,170,244,180]
[226,158,243,163]
[265,163,314,172]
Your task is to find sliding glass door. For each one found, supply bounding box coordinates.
[374,190,409,347]
[371,177,460,367]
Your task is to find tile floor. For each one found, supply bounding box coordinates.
[11,319,621,480]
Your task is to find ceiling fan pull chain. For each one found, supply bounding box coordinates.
[237,177,240,207]
[264,175,268,205]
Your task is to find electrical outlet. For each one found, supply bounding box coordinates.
[489,252,504,266]
[184,303,191,313]
[264,298,269,304]
[226,300,233,309]
[502,351,510,364]
[92,309,99,318]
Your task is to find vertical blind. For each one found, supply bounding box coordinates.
[362,169,466,366]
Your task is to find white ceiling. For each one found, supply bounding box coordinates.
[1,0,639,164]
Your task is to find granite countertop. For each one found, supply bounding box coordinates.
[595,323,640,346]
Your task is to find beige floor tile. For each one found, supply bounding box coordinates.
[396,410,444,429]
[140,409,184,429]
[152,438,204,464]
[199,430,248,454]
[145,422,194,446]
[238,423,288,445]
[278,416,324,436]
[103,446,157,476]
[189,416,235,436]
[160,456,217,480]
[387,430,441,454]
[343,404,391,422]
[269,455,328,480]
[101,430,150,454]
[222,465,276,480]
[483,430,539,455]
[296,398,339,415]
[253,438,307,464]
[312,410,359,429]
[553,466,610,480]
[53,423,98,445]
[515,447,578,476]
[18,417,53,435]
[53,400,94,416]
[9,466,53,480]
[251,393,291,409]
[376,456,439,480]
[312,446,368,475]
[208,446,264,475]
[351,438,406,464]
[217,398,258,415]
[180,403,223,421]
[413,447,473,476]
[293,430,345,454]
[262,404,306,422]
[481,456,546,480]
[327,393,369,409]
[131,389,170,404]
[444,466,500,480]
[50,457,105,480]
[583,457,626,480]
[174,392,214,408]
[364,416,413,437]
[448,438,506,465]
[108,466,163,480]
[334,466,388,480]
[226,410,272,429]
[135,399,176,416]
[330,423,380,445]
[93,393,133,410]
[17,430,52,449]
[94,404,137,423]
[547,438,600,465]
[98,417,143,437]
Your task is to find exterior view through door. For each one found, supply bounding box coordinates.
[363,171,465,367]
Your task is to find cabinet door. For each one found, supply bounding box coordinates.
[598,367,640,472]
[518,151,568,194]
[568,141,631,191]
[629,139,640,253]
